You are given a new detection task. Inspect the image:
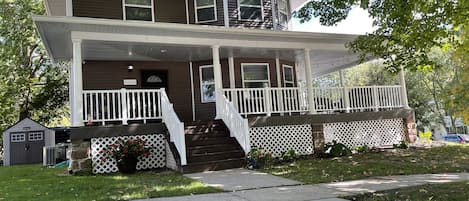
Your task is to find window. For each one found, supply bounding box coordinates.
[28,132,44,141]
[283,65,294,87]
[242,63,270,88]
[277,0,288,27]
[195,0,217,23]
[11,133,25,142]
[239,0,263,21]
[200,65,216,103]
[123,0,154,21]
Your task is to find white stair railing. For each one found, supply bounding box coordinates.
[216,90,250,153]
[160,89,187,165]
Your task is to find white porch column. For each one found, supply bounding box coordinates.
[212,45,223,118]
[275,57,282,87]
[399,68,410,109]
[228,56,235,88]
[71,39,84,126]
[339,70,350,112]
[304,48,316,114]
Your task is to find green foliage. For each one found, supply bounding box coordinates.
[100,137,152,162]
[418,131,433,142]
[295,0,469,71]
[279,149,300,163]
[0,0,69,132]
[324,140,352,157]
[247,147,273,169]
[393,140,409,149]
[354,145,370,153]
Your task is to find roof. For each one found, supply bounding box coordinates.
[3,117,49,134]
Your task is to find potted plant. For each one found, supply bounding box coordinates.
[100,137,152,174]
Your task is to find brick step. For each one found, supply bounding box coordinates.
[187,150,245,163]
[187,143,241,154]
[186,137,237,147]
[182,158,246,173]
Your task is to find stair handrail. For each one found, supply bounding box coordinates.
[160,89,187,165]
[216,90,250,153]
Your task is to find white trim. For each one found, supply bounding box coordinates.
[189,62,196,120]
[223,0,229,27]
[228,56,235,88]
[71,39,84,126]
[44,0,52,16]
[66,0,73,16]
[304,48,315,114]
[277,0,288,28]
[185,0,190,24]
[238,0,264,21]
[282,64,294,87]
[10,133,26,143]
[28,131,44,141]
[194,0,218,23]
[122,0,155,22]
[199,65,216,103]
[275,58,281,87]
[241,63,271,88]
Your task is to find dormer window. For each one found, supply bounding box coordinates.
[195,0,217,23]
[123,0,154,21]
[277,0,288,27]
[239,0,263,21]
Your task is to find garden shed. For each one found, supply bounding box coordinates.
[2,118,55,166]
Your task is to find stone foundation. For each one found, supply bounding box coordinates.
[69,140,92,175]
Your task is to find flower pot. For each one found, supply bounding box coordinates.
[117,157,138,174]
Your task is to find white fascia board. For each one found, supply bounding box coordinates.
[33,18,56,63]
[32,15,360,41]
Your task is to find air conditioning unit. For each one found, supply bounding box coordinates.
[43,146,57,166]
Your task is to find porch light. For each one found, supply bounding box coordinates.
[128,65,134,72]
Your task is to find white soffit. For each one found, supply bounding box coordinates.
[44,0,66,16]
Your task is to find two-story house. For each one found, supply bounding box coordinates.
[34,0,416,173]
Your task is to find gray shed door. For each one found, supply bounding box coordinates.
[10,131,45,165]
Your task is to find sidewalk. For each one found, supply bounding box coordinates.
[136,171,469,201]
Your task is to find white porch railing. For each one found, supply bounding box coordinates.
[161,89,187,165]
[222,85,403,115]
[82,88,162,124]
[216,90,250,153]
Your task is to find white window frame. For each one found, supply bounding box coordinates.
[199,65,216,103]
[277,0,288,27]
[11,133,26,142]
[28,132,44,141]
[238,0,264,21]
[241,63,271,88]
[194,0,218,23]
[282,64,294,87]
[122,0,155,22]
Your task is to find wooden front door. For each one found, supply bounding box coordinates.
[141,70,168,90]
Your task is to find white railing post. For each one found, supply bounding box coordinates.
[243,118,250,152]
[399,68,410,109]
[343,86,350,113]
[120,88,128,125]
[372,85,379,111]
[264,87,272,116]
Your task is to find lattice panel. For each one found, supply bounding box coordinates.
[91,134,166,174]
[250,124,313,157]
[324,118,405,149]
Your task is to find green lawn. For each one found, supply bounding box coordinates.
[0,165,222,201]
[263,145,469,184]
[345,181,469,201]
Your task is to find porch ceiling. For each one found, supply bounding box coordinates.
[33,15,367,77]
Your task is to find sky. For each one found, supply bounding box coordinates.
[291,7,375,35]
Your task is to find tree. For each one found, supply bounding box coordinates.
[0,0,68,131]
[295,0,469,72]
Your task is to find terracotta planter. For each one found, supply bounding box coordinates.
[117,157,138,174]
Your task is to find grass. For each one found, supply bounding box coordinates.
[345,181,469,201]
[0,165,222,201]
[263,145,469,184]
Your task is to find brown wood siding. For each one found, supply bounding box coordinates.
[188,0,225,26]
[228,0,273,29]
[154,0,187,23]
[82,61,193,122]
[73,0,123,19]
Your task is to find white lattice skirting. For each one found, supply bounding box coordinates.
[250,124,313,157]
[324,118,405,149]
[91,134,166,174]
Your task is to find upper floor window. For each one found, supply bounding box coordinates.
[277,0,288,27]
[242,63,270,88]
[123,0,154,21]
[195,0,217,23]
[239,0,263,21]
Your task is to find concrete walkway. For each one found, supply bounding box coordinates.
[136,171,469,201]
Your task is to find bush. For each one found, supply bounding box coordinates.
[419,131,432,143]
[247,147,272,169]
[279,149,300,163]
[393,140,409,149]
[324,140,352,157]
[354,145,370,153]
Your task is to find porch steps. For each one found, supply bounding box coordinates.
[182,120,246,173]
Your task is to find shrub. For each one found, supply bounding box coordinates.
[279,149,300,163]
[393,140,409,149]
[354,145,370,153]
[247,147,272,169]
[419,131,432,142]
[100,137,152,162]
[324,140,352,157]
